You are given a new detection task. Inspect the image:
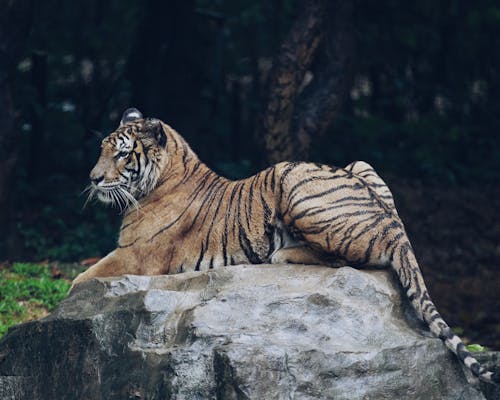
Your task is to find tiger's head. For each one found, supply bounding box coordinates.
[87,108,168,211]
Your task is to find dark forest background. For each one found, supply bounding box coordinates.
[0,1,499,346]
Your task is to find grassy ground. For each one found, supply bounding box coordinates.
[0,262,84,337]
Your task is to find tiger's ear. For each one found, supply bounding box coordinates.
[144,118,167,148]
[120,108,143,127]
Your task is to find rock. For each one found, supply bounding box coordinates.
[475,352,500,400]
[0,265,487,400]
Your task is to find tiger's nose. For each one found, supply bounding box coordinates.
[90,175,104,185]
[90,170,104,185]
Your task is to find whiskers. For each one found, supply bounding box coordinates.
[82,185,97,209]
[82,184,141,214]
[116,185,141,212]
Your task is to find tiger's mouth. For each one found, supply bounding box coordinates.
[85,182,140,212]
[96,189,117,204]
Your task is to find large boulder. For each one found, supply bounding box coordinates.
[0,265,488,400]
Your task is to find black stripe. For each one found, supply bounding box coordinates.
[182,142,189,165]
[286,183,365,215]
[120,218,140,231]
[278,162,300,207]
[289,200,378,226]
[262,167,271,189]
[456,343,470,361]
[362,235,378,264]
[284,174,347,214]
[302,210,376,233]
[222,183,242,265]
[204,184,230,252]
[383,231,405,256]
[117,134,127,146]
[133,150,141,177]
[148,171,216,242]
[427,312,442,323]
[170,134,178,152]
[234,180,261,263]
[337,214,379,254]
[350,214,386,242]
[119,171,129,180]
[422,301,435,315]
[238,226,262,263]
[184,176,223,232]
[233,182,245,232]
[195,241,206,271]
[438,327,454,341]
[118,237,140,248]
[270,167,276,192]
[470,362,481,376]
[181,160,202,184]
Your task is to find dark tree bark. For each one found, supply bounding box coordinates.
[258,0,356,164]
[257,0,325,164]
[292,1,356,158]
[0,0,33,233]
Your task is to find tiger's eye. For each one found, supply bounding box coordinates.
[115,150,129,160]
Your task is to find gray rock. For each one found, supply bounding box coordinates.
[0,265,487,400]
[475,352,500,400]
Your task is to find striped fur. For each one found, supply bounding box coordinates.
[74,109,499,385]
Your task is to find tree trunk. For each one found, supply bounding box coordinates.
[0,0,32,251]
[292,1,356,159]
[258,0,356,164]
[257,0,325,164]
[0,88,17,210]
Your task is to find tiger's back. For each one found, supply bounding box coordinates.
[74,108,499,385]
[115,160,394,274]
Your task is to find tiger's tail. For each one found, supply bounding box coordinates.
[391,239,499,384]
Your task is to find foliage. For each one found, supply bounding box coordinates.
[466,343,488,353]
[16,199,120,262]
[0,263,71,337]
[1,0,500,260]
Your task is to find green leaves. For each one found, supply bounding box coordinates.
[0,263,70,337]
[466,344,488,353]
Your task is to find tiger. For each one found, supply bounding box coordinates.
[73,107,499,385]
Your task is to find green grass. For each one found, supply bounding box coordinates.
[0,263,72,337]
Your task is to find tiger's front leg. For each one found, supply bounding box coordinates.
[71,250,133,290]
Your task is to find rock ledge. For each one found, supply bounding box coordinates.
[0,265,487,400]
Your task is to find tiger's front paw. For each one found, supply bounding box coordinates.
[69,271,91,293]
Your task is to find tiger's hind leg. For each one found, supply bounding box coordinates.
[345,161,398,215]
[279,162,403,267]
[277,162,500,383]
[270,245,345,267]
[271,245,322,265]
[269,213,345,267]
